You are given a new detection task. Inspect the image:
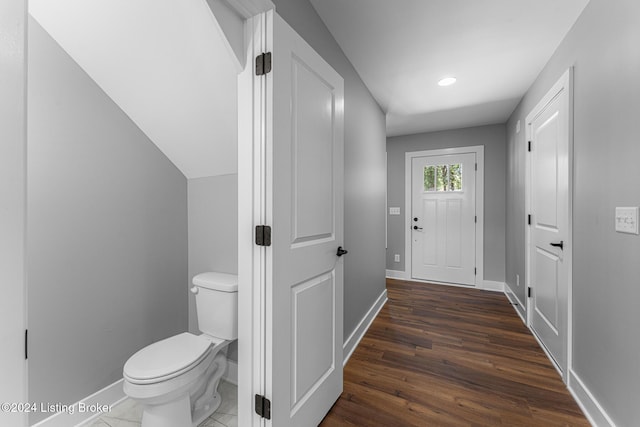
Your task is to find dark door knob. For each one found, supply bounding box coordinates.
[413,217,419,222]
[550,241,564,250]
[413,225,423,230]
[336,246,348,257]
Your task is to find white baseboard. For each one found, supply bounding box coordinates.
[31,358,238,427]
[386,271,504,294]
[31,379,126,427]
[482,280,505,292]
[569,370,616,427]
[343,289,388,366]
[385,269,407,280]
[224,359,238,386]
[504,283,526,323]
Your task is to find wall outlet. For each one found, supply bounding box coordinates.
[516,274,520,287]
[394,254,400,263]
[615,207,639,235]
[389,207,401,215]
[516,120,521,134]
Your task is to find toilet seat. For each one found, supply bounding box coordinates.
[124,333,212,385]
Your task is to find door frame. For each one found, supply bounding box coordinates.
[0,1,28,425]
[236,8,272,427]
[524,68,574,383]
[404,146,485,288]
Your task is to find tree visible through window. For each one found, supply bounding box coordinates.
[449,163,462,190]
[424,164,462,192]
[424,166,436,191]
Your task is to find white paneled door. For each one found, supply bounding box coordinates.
[527,70,571,374]
[411,153,477,286]
[265,12,345,427]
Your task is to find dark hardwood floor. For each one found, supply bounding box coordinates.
[320,279,589,426]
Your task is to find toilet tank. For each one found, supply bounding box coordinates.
[191,272,238,340]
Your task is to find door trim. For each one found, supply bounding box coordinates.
[524,68,573,383]
[404,146,484,288]
[0,1,28,425]
[237,10,271,427]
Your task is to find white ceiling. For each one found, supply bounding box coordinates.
[309,0,589,136]
[30,0,238,179]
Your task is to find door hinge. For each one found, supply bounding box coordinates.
[255,394,271,419]
[474,267,477,276]
[475,163,478,171]
[25,329,28,360]
[528,287,532,298]
[255,225,272,247]
[528,141,532,152]
[528,214,531,225]
[475,215,477,223]
[255,52,272,76]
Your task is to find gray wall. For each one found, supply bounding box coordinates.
[273,0,387,339]
[188,174,238,361]
[27,18,188,423]
[506,0,640,424]
[386,125,506,283]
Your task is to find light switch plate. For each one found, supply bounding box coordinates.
[615,207,639,235]
[389,207,401,215]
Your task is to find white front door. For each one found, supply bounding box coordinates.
[411,153,477,286]
[265,12,345,426]
[527,70,571,374]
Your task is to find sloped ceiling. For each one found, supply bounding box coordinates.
[29,0,239,179]
[310,0,590,136]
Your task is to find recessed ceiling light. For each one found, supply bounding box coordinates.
[438,77,457,87]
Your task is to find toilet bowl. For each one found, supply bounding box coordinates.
[123,272,238,427]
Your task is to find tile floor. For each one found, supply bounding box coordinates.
[87,381,237,427]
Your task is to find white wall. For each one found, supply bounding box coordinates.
[506,0,640,424]
[27,18,188,424]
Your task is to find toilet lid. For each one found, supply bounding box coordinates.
[124,333,212,383]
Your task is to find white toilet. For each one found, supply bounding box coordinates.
[123,272,238,427]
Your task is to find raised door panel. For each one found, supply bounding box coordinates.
[421,199,438,266]
[534,248,559,333]
[291,58,335,245]
[534,112,560,230]
[291,273,335,411]
[445,199,463,268]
